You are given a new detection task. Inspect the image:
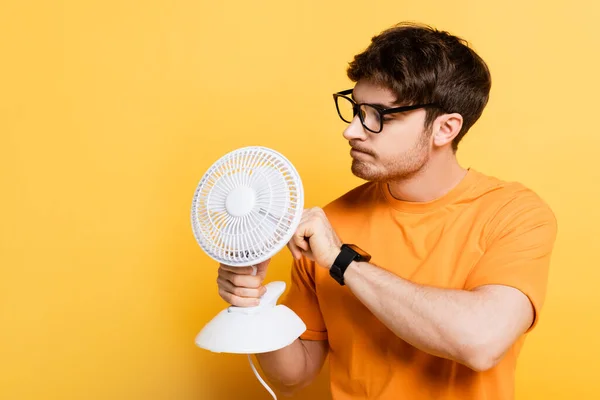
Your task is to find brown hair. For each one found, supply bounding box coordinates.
[347,22,491,151]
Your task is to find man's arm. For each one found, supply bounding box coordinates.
[344,260,533,371]
[287,205,555,374]
[255,338,328,396]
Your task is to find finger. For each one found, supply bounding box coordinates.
[255,259,270,277]
[218,288,261,307]
[219,264,256,275]
[291,222,308,251]
[287,239,302,260]
[293,230,310,252]
[218,267,263,288]
[289,231,309,259]
[217,276,266,299]
[294,220,314,250]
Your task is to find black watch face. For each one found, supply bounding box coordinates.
[346,244,371,261]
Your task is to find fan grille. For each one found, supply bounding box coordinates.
[191,146,304,266]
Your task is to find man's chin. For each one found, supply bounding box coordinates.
[351,161,383,181]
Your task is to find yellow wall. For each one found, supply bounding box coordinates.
[1,0,598,399]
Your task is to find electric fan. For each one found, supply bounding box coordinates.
[190,146,307,399]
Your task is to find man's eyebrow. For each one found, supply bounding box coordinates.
[370,102,393,109]
[351,94,394,109]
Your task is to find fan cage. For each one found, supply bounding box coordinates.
[191,146,304,266]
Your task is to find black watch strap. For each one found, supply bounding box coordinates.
[329,244,371,285]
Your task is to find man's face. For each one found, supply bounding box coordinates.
[342,80,432,182]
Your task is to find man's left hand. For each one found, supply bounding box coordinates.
[287,207,342,268]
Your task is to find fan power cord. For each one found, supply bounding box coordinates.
[248,354,277,400]
[248,265,276,399]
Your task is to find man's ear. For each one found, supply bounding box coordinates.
[432,113,463,147]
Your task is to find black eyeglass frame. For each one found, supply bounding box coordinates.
[333,88,441,133]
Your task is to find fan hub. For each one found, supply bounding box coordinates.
[225,186,256,217]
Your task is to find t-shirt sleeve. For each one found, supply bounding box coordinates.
[280,255,328,341]
[464,195,558,331]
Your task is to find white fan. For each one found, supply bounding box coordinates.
[191,146,307,399]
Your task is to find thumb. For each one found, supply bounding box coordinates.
[255,259,270,277]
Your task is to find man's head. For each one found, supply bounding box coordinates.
[336,22,491,182]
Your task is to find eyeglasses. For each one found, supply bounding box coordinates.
[333,89,439,134]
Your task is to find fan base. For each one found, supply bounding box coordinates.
[195,281,307,354]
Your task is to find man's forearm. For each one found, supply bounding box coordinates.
[343,260,512,371]
[255,338,325,395]
[255,339,308,393]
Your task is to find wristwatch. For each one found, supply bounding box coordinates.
[329,244,371,285]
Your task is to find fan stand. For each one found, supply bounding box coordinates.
[195,280,306,354]
[196,280,306,399]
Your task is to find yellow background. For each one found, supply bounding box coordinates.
[1,0,598,399]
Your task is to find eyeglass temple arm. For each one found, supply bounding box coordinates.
[380,103,440,115]
[333,89,354,97]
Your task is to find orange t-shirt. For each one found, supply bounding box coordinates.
[281,169,557,400]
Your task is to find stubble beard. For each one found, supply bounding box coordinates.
[351,130,431,182]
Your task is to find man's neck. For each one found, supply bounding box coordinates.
[386,153,467,203]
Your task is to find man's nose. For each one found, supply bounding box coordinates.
[342,116,368,141]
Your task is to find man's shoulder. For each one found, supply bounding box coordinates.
[470,169,557,228]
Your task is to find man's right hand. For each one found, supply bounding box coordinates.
[217,259,270,307]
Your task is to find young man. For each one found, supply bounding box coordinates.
[216,22,557,399]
